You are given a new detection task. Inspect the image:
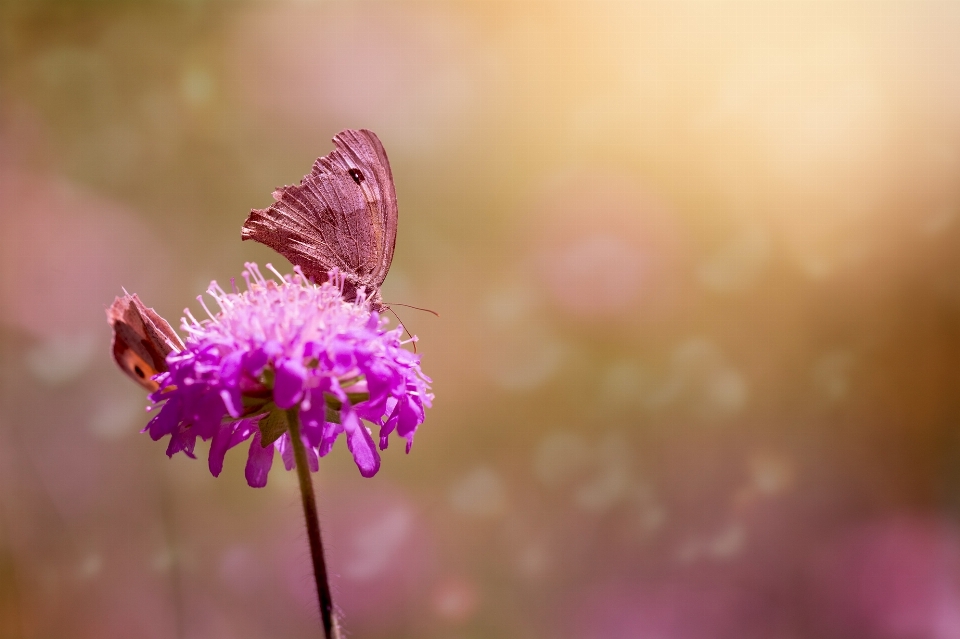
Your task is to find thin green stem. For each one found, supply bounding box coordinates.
[286,408,338,639]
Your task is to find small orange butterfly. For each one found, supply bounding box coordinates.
[107,294,183,392]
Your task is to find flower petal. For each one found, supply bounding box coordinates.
[208,419,257,477]
[343,408,380,477]
[319,421,343,457]
[144,397,180,441]
[278,433,319,472]
[208,424,232,477]
[218,352,244,419]
[191,391,227,440]
[279,434,295,471]
[304,440,319,472]
[396,395,423,438]
[220,388,242,420]
[245,431,275,488]
[299,387,330,446]
[242,348,269,376]
[274,359,307,409]
[165,425,197,459]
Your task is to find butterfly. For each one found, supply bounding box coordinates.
[241,129,398,311]
[107,294,183,392]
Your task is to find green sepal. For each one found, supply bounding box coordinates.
[325,405,341,424]
[338,375,363,387]
[257,404,289,447]
[241,394,270,416]
[323,392,370,412]
[346,391,369,405]
[259,367,275,389]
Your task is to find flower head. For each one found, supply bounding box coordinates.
[144,263,432,487]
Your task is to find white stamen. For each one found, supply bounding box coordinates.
[265,263,286,283]
[184,308,202,327]
[181,323,203,336]
[246,262,267,285]
[197,295,219,323]
[207,282,233,310]
[327,267,345,293]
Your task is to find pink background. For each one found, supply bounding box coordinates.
[3,2,960,638]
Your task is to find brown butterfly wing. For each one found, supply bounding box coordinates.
[241,129,398,306]
[107,294,184,392]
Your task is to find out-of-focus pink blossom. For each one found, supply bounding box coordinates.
[810,516,960,639]
[430,575,480,624]
[0,170,167,338]
[229,4,478,148]
[570,579,755,639]
[527,171,688,322]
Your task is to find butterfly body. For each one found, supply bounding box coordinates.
[242,129,398,311]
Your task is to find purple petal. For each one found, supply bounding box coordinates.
[245,431,275,488]
[191,391,227,440]
[299,387,329,446]
[220,389,242,419]
[144,398,180,441]
[304,440,319,471]
[165,425,197,459]
[208,418,258,477]
[297,387,329,442]
[278,433,319,472]
[363,360,396,406]
[279,434,295,471]
[217,352,244,418]
[299,417,325,449]
[208,424,232,477]
[319,421,343,457]
[274,359,307,409]
[242,348,269,376]
[220,350,241,380]
[326,377,347,403]
[343,408,380,477]
[230,418,259,448]
[327,342,356,370]
[302,341,321,359]
[379,398,401,449]
[396,395,423,438]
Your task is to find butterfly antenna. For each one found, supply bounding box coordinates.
[382,302,439,317]
[385,306,418,354]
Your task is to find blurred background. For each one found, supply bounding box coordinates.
[3,1,960,638]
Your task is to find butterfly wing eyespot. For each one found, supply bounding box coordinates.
[348,168,365,185]
[121,349,161,392]
[107,294,183,392]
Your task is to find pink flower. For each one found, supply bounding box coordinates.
[143,263,431,486]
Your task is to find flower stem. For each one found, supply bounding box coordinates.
[287,408,339,639]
